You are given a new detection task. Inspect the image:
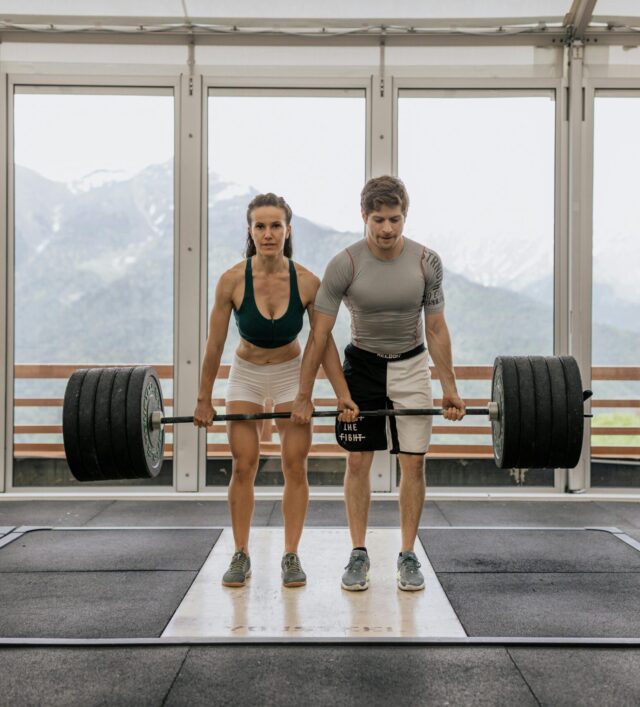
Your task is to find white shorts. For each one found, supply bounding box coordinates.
[226,354,301,407]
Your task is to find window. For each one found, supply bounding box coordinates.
[206,89,366,484]
[398,91,556,364]
[591,94,640,481]
[398,92,556,479]
[13,88,175,486]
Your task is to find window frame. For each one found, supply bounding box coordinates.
[583,79,640,492]
[202,77,372,493]
[392,78,566,493]
[5,74,181,493]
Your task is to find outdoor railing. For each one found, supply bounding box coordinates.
[12,363,640,461]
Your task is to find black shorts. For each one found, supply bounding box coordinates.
[336,344,434,455]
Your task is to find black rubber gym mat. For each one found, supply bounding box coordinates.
[166,646,538,706]
[418,529,640,637]
[419,529,640,573]
[0,572,199,638]
[0,529,222,638]
[0,646,189,707]
[437,573,640,637]
[0,529,222,572]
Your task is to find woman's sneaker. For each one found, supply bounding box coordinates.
[341,549,370,591]
[222,550,251,587]
[397,550,425,591]
[281,552,307,588]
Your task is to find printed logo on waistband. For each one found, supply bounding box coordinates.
[376,352,402,360]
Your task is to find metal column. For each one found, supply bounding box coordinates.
[0,72,7,493]
[566,41,592,491]
[173,67,204,492]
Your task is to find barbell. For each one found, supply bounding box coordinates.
[62,354,591,482]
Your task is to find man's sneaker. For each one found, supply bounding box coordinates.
[222,550,251,587]
[281,552,307,588]
[341,549,370,591]
[397,550,425,591]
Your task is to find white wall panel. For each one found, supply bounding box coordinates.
[0,42,188,66]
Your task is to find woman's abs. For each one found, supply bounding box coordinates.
[235,337,301,366]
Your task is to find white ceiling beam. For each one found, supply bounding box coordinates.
[564,0,598,38]
[0,15,566,31]
[0,27,570,47]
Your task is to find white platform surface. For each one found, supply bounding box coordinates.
[162,528,466,639]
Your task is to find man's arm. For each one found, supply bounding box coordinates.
[291,311,339,424]
[425,311,465,421]
[310,308,359,423]
[292,251,356,423]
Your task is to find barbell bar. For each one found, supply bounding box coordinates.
[62,354,591,482]
[152,403,501,428]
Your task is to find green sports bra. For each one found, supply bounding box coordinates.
[234,258,305,349]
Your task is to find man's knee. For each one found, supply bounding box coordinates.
[347,452,374,477]
[399,455,426,479]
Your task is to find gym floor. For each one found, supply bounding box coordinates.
[1,498,640,706]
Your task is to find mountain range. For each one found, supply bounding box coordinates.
[14,162,640,368]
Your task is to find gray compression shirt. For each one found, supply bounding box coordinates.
[314,236,445,355]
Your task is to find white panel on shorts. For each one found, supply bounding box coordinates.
[386,351,433,454]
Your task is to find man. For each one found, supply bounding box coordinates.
[291,175,465,592]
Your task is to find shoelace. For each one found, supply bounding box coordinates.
[345,556,367,573]
[229,552,247,573]
[401,556,422,574]
[284,554,302,573]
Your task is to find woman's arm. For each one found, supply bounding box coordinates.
[193,272,235,427]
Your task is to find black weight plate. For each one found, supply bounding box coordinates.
[110,367,136,480]
[491,356,520,469]
[77,368,106,482]
[560,355,585,468]
[125,366,165,479]
[62,369,89,481]
[545,357,568,468]
[514,357,536,468]
[529,356,553,469]
[93,368,120,481]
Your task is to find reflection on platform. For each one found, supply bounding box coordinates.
[162,528,466,639]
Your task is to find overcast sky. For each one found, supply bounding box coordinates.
[13,91,640,300]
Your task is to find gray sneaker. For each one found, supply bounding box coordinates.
[281,552,307,588]
[222,550,251,587]
[397,551,425,591]
[341,549,370,591]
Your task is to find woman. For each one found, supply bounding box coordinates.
[194,193,356,588]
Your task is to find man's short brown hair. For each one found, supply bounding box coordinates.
[360,175,409,217]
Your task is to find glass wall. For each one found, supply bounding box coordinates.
[206,90,366,485]
[591,93,640,485]
[6,75,639,491]
[398,91,556,482]
[12,88,175,486]
[398,91,556,363]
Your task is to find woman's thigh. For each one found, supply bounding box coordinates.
[274,402,312,467]
[226,401,264,464]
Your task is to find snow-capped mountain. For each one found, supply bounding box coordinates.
[12,162,640,366]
